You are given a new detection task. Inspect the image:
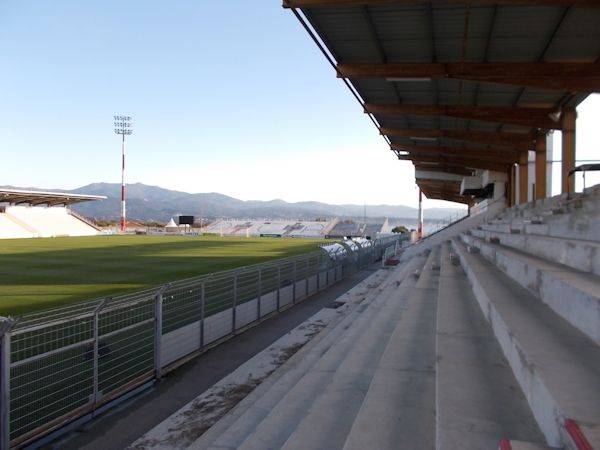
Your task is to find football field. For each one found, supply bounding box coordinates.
[0,235,326,316]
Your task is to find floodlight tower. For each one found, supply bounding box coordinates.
[114,116,132,233]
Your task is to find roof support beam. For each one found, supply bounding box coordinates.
[398,154,510,172]
[381,127,534,150]
[365,103,562,130]
[283,0,600,7]
[337,63,600,92]
[415,170,466,182]
[413,164,474,176]
[391,142,520,161]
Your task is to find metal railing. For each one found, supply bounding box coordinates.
[425,210,470,236]
[0,235,399,449]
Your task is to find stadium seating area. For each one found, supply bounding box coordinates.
[202,219,354,238]
[0,206,100,239]
[326,221,385,238]
[0,213,33,239]
[183,185,600,450]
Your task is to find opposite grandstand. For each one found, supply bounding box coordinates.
[202,218,389,239]
[0,188,105,239]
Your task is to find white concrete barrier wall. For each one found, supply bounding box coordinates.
[204,309,233,345]
[260,291,277,316]
[308,275,318,295]
[162,321,201,367]
[160,263,344,372]
[236,298,258,329]
[295,280,307,301]
[328,268,336,285]
[280,285,293,308]
[318,271,327,290]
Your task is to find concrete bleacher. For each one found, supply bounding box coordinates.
[4,206,98,237]
[137,186,600,450]
[285,222,326,237]
[202,219,332,238]
[182,245,551,450]
[327,221,362,238]
[0,213,36,239]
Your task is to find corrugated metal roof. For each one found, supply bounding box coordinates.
[286,1,600,203]
[0,189,106,206]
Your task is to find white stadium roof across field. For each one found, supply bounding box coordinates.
[0,188,106,206]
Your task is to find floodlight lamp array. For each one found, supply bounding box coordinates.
[113,115,133,135]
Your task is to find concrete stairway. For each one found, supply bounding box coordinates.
[444,187,600,449]
[342,246,439,449]
[460,231,600,346]
[436,243,545,449]
[479,185,600,242]
[452,237,600,449]
[179,189,600,450]
[191,250,436,450]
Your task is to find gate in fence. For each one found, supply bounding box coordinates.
[0,235,399,449]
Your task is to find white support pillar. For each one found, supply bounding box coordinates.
[546,131,554,197]
[418,189,423,239]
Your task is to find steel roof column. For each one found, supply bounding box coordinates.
[519,151,529,204]
[535,134,547,200]
[561,108,576,194]
[509,165,516,207]
[417,189,423,239]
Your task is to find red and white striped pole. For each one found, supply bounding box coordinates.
[120,132,126,232]
[114,116,132,234]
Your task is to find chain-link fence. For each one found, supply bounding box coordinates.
[0,236,399,449]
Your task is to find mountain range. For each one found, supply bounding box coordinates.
[3,183,462,223]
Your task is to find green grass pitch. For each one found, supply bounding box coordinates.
[0,235,327,316]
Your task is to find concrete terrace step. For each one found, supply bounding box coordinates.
[452,239,600,449]
[235,251,434,450]
[460,233,600,345]
[469,228,600,278]
[436,243,545,449]
[244,249,438,450]
[279,250,440,450]
[490,197,600,242]
[342,247,441,450]
[499,440,561,450]
[190,254,429,450]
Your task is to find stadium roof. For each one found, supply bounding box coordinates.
[283,0,600,204]
[0,188,106,206]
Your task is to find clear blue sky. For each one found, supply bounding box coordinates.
[1,1,598,209]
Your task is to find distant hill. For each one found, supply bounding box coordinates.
[2,183,463,223]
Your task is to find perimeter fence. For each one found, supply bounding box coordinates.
[0,235,399,449]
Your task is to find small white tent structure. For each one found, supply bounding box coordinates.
[165,217,178,232]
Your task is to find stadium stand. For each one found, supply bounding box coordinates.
[182,185,600,450]
[363,223,383,238]
[326,221,384,239]
[202,219,339,238]
[0,213,34,239]
[285,222,326,237]
[7,206,98,237]
[0,189,105,239]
